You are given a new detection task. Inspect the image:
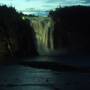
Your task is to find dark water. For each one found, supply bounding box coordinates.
[0,56,90,90]
[20,55,90,68]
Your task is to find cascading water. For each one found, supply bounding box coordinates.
[30,17,54,55]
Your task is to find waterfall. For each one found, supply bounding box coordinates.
[30,17,54,55]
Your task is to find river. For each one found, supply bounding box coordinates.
[0,55,90,90]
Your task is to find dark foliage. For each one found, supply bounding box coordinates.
[49,6,90,53]
[0,5,38,60]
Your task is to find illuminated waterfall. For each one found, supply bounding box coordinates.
[30,17,54,55]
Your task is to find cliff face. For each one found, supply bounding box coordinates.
[49,6,90,54]
[0,5,38,62]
